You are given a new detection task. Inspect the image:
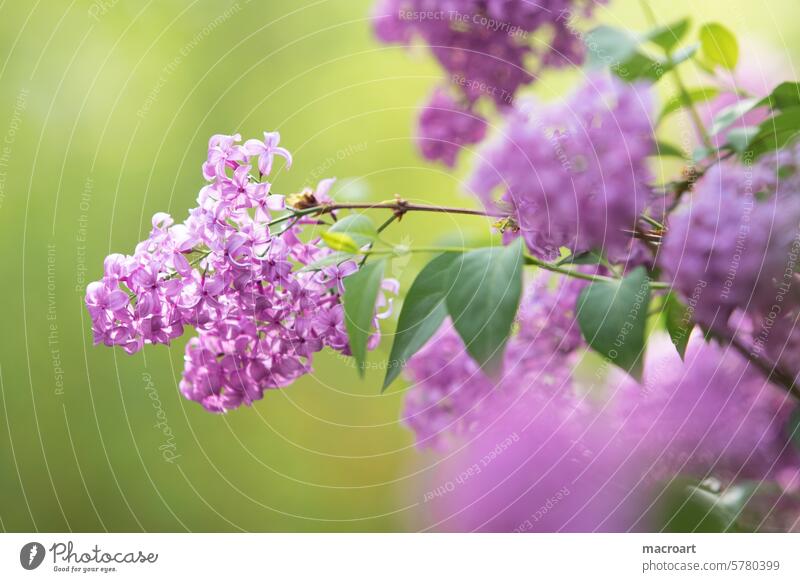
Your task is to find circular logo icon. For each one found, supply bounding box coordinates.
[19,542,46,570]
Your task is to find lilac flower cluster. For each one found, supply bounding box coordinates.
[468,75,655,260]
[416,89,488,168]
[373,0,604,98]
[403,272,588,449]
[660,145,800,329]
[87,132,392,412]
[612,334,800,487]
[372,0,606,166]
[416,332,800,531]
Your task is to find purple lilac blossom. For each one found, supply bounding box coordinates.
[416,88,488,166]
[468,75,655,260]
[372,0,606,105]
[611,333,800,487]
[419,333,800,531]
[86,132,396,412]
[424,392,646,532]
[372,1,606,170]
[660,145,800,329]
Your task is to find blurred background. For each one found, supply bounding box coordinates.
[0,0,798,532]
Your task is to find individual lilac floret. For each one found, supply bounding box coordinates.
[416,88,487,167]
[468,75,655,260]
[660,146,800,329]
[87,132,396,412]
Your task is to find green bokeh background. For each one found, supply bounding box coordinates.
[1,0,798,532]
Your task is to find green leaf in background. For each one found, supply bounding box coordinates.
[725,126,760,154]
[710,97,760,135]
[343,258,386,377]
[658,479,759,532]
[382,253,461,391]
[698,22,739,70]
[643,18,690,52]
[585,24,703,84]
[659,86,719,123]
[743,106,800,158]
[787,406,800,454]
[320,230,360,253]
[652,140,688,159]
[555,249,604,266]
[758,81,800,110]
[668,42,699,67]
[328,213,378,247]
[663,292,693,359]
[577,266,651,380]
[445,239,524,375]
[585,25,640,70]
[620,55,662,82]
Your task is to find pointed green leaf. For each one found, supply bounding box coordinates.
[555,250,603,266]
[743,106,800,158]
[659,87,719,123]
[725,126,760,154]
[382,253,461,390]
[445,239,524,375]
[699,22,739,71]
[644,18,690,52]
[585,26,640,70]
[668,42,699,66]
[787,406,800,454]
[343,259,386,377]
[664,292,693,360]
[710,97,760,135]
[651,140,688,159]
[576,267,650,380]
[758,81,800,111]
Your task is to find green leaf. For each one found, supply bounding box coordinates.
[328,214,378,247]
[668,42,699,67]
[555,250,603,266]
[651,140,688,159]
[692,146,713,163]
[664,292,692,360]
[787,406,800,454]
[658,479,757,532]
[343,259,386,377]
[725,126,759,154]
[585,25,671,83]
[659,86,719,122]
[320,231,360,253]
[743,106,800,158]
[758,81,800,110]
[643,18,690,52]
[710,97,759,135]
[577,267,651,380]
[699,22,739,71]
[445,239,524,375]
[585,26,640,70]
[382,253,461,391]
[616,52,663,82]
